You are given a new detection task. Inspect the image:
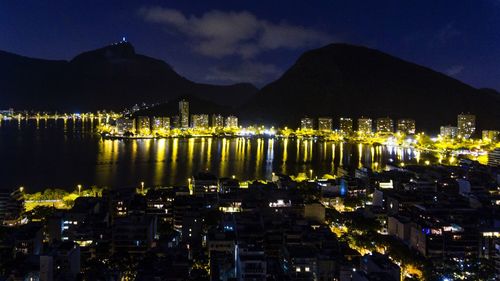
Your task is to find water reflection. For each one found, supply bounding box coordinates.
[94,136,433,187]
[0,118,439,191]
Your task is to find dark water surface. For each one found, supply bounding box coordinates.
[0,119,433,192]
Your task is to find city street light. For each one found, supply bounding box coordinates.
[141,181,145,194]
[78,184,82,196]
[309,169,313,179]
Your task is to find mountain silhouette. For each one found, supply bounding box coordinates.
[2,41,499,132]
[0,41,257,111]
[243,43,500,131]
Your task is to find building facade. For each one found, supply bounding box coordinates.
[152,117,170,131]
[135,116,150,135]
[300,117,314,131]
[211,114,224,128]
[339,118,353,134]
[358,118,372,134]
[225,116,238,128]
[488,148,500,167]
[482,130,500,142]
[440,126,458,138]
[376,117,393,134]
[457,114,476,139]
[115,118,135,134]
[179,100,189,129]
[191,114,209,129]
[317,117,333,132]
[397,119,416,134]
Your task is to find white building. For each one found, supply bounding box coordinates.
[300,117,314,130]
[225,116,238,128]
[440,125,458,139]
[457,114,475,139]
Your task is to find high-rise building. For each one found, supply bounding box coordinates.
[440,126,458,138]
[225,116,238,128]
[191,114,209,128]
[135,116,150,135]
[152,117,170,131]
[457,114,475,139]
[488,148,500,167]
[300,117,314,130]
[171,115,180,128]
[339,118,353,134]
[115,118,135,134]
[211,114,224,128]
[397,119,416,134]
[0,188,23,225]
[358,118,372,134]
[112,214,156,255]
[376,117,393,133]
[179,100,189,129]
[317,117,333,131]
[482,130,500,141]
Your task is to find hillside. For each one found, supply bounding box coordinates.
[243,43,500,131]
[0,41,257,111]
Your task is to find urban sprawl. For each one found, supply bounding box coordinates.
[1,101,500,281]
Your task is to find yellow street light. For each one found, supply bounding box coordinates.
[78,184,82,196]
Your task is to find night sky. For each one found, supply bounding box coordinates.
[2,0,500,89]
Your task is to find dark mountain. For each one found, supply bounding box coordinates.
[0,51,69,108]
[0,41,257,111]
[243,43,500,131]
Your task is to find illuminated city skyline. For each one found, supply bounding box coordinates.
[1,2,500,281]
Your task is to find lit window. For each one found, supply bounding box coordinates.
[296,267,301,272]
[305,267,310,272]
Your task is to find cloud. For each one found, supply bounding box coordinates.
[140,7,332,58]
[205,61,281,84]
[445,65,464,76]
[435,22,461,44]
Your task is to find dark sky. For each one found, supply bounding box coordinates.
[2,1,500,89]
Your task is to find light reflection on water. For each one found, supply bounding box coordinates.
[94,136,425,187]
[0,118,438,192]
